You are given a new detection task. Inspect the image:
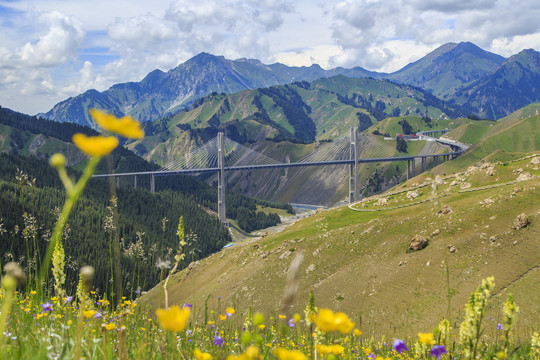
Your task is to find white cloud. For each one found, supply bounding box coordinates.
[19,11,85,68]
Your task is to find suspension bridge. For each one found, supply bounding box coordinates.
[92,128,468,223]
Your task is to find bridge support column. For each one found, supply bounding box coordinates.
[217,132,227,222]
[434,156,439,167]
[150,174,155,193]
[407,160,411,180]
[116,176,119,188]
[134,175,137,189]
[349,127,358,204]
[421,158,425,172]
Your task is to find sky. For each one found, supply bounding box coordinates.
[1,0,540,115]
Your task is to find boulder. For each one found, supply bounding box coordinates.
[437,205,452,215]
[531,156,540,165]
[447,244,457,253]
[513,213,529,230]
[409,235,428,251]
[406,190,419,200]
[431,229,440,236]
[517,172,532,181]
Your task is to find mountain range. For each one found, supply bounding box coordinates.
[39,42,540,126]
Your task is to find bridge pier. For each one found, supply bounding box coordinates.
[150,174,155,193]
[134,175,137,189]
[434,156,439,167]
[421,157,426,172]
[349,127,358,203]
[217,132,227,223]
[116,176,119,188]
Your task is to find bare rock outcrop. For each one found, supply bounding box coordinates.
[513,213,529,230]
[406,190,419,200]
[437,205,452,216]
[409,235,428,251]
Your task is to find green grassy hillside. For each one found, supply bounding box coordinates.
[139,114,540,338]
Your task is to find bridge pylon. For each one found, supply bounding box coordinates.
[349,127,358,203]
[217,132,227,223]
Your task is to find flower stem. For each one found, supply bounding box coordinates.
[38,156,100,297]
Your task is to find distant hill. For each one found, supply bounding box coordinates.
[387,42,505,99]
[40,53,379,127]
[131,75,467,165]
[453,49,540,119]
[0,106,293,232]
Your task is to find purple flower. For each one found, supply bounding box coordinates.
[183,303,192,309]
[42,301,53,312]
[393,339,409,354]
[95,312,102,319]
[65,296,73,305]
[497,323,503,330]
[213,335,224,347]
[430,345,447,359]
[288,318,295,328]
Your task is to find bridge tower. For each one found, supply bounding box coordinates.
[349,127,358,203]
[217,132,227,223]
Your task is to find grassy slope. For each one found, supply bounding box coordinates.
[140,114,540,338]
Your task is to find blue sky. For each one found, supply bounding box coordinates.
[1,0,539,115]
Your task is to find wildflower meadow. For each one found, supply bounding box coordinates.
[0,110,538,359]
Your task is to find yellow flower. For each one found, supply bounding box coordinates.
[226,307,235,315]
[30,291,37,296]
[258,324,266,330]
[311,308,355,334]
[83,310,97,319]
[155,305,190,332]
[273,348,307,360]
[104,322,116,331]
[193,348,213,360]
[219,314,228,321]
[315,344,331,355]
[418,332,435,345]
[208,321,215,326]
[279,315,286,320]
[72,133,118,157]
[331,345,344,355]
[89,108,144,139]
[245,346,260,359]
[354,328,362,336]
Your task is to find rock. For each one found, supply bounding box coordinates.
[279,250,292,260]
[406,190,419,200]
[409,235,428,251]
[514,168,524,174]
[531,156,540,165]
[513,213,529,230]
[398,261,403,266]
[253,244,260,250]
[432,229,440,236]
[479,198,494,206]
[517,172,532,181]
[306,264,315,273]
[426,261,431,266]
[460,182,472,189]
[513,241,518,245]
[447,244,457,253]
[450,180,459,187]
[437,205,452,215]
[374,197,389,206]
